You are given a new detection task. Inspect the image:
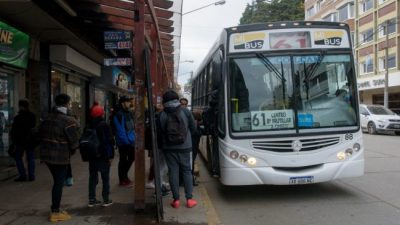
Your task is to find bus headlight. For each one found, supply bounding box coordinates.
[337,152,346,160]
[353,143,361,152]
[345,148,353,156]
[248,157,257,166]
[230,151,239,159]
[239,155,248,163]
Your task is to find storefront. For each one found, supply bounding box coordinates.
[357,72,400,113]
[92,66,134,122]
[0,21,29,157]
[49,45,101,127]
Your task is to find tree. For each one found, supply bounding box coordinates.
[240,0,304,25]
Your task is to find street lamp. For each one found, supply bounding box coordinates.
[182,0,226,16]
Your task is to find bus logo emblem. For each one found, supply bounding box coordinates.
[314,31,343,46]
[233,32,266,50]
[292,140,302,152]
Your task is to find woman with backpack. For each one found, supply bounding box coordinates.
[86,103,115,207]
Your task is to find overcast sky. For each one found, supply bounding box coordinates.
[177,0,253,87]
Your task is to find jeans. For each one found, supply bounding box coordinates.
[14,146,35,179]
[89,159,111,202]
[118,145,134,182]
[165,151,193,200]
[46,163,68,212]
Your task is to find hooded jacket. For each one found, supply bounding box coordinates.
[158,99,196,152]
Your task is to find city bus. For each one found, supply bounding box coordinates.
[191,21,364,185]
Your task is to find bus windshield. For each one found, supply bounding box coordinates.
[229,53,358,133]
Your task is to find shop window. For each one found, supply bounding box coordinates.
[373,93,400,113]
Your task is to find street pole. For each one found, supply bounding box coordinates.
[384,20,389,108]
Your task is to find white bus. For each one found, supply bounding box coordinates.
[191,21,364,185]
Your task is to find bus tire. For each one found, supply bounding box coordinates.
[368,122,377,134]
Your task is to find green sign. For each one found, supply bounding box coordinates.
[0,21,30,69]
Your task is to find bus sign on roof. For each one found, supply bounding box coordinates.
[229,29,350,53]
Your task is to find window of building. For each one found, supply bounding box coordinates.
[323,13,338,22]
[338,3,354,21]
[306,6,315,18]
[316,0,322,12]
[379,54,396,71]
[360,0,373,13]
[360,56,374,74]
[378,0,388,5]
[379,19,396,38]
[360,29,373,44]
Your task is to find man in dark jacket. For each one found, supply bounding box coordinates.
[112,96,135,187]
[87,103,115,207]
[39,94,80,222]
[10,99,36,182]
[159,90,197,209]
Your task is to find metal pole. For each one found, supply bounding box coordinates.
[384,20,389,108]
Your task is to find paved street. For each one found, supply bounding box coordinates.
[199,133,400,225]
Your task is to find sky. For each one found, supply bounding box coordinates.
[177,0,253,88]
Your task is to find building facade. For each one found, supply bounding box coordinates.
[305,0,400,113]
[355,0,400,113]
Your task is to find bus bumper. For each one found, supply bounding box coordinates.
[219,159,364,186]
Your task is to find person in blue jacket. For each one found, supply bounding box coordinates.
[112,96,135,187]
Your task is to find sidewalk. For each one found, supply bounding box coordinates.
[0,152,211,225]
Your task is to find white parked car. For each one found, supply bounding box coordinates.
[359,104,400,135]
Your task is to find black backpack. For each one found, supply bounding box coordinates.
[164,108,187,145]
[79,127,100,161]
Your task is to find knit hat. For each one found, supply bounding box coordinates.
[162,90,179,104]
[90,102,105,118]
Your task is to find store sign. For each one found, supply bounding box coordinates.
[104,31,132,42]
[0,21,30,68]
[104,58,132,66]
[104,41,132,50]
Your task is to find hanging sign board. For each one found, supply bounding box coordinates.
[104,31,132,42]
[104,41,132,50]
[104,58,132,66]
[0,21,30,68]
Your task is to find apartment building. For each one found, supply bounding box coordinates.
[305,0,400,112]
[355,0,400,113]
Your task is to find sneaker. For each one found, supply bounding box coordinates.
[65,177,74,186]
[186,199,197,208]
[145,181,155,189]
[49,211,71,222]
[14,176,27,182]
[102,200,113,207]
[88,200,102,207]
[170,199,180,208]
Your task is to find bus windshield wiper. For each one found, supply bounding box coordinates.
[256,53,287,107]
[255,53,286,82]
[303,51,326,101]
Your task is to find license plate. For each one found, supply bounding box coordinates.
[289,176,314,185]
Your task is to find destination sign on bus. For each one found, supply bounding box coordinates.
[250,110,294,130]
[229,29,350,53]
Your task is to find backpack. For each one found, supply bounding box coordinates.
[164,108,187,145]
[79,127,100,162]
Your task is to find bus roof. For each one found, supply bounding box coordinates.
[226,21,349,33]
